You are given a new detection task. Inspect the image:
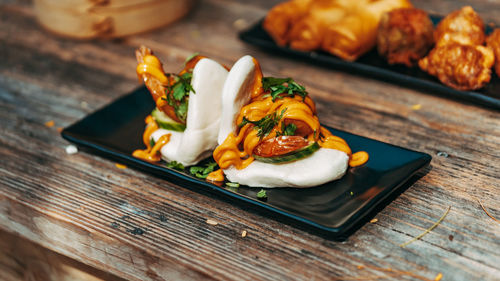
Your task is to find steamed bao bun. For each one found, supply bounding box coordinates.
[218,55,349,188]
[151,58,228,166]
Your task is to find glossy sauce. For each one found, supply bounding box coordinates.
[136,54,206,124]
[207,169,225,182]
[133,131,171,162]
[133,55,206,162]
[213,60,369,171]
[133,115,169,162]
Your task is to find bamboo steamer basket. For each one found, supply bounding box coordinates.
[34,0,195,39]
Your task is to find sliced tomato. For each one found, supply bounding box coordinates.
[283,118,313,137]
[253,135,310,157]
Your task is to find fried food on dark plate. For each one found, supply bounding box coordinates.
[418,43,494,90]
[434,6,485,47]
[486,28,500,77]
[377,7,434,67]
[419,6,495,90]
[286,0,349,51]
[320,0,412,61]
[263,0,412,61]
[262,0,314,47]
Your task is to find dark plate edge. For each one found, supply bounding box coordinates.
[60,88,432,240]
[61,134,431,240]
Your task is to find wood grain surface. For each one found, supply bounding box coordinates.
[0,229,125,281]
[1,0,499,280]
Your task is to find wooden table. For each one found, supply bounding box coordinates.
[1,0,499,280]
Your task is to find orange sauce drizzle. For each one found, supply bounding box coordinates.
[207,169,224,182]
[132,115,171,162]
[213,60,369,171]
[133,54,207,162]
[349,151,369,167]
[136,55,168,84]
[250,58,264,99]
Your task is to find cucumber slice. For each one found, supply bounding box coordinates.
[253,142,320,164]
[151,108,186,132]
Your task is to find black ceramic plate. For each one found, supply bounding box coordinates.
[62,87,431,240]
[239,17,500,110]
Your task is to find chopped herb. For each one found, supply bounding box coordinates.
[180,72,195,92]
[190,161,218,179]
[176,101,188,121]
[150,138,156,147]
[262,77,307,101]
[279,122,297,136]
[165,161,185,171]
[162,72,194,122]
[239,109,286,139]
[256,189,267,200]
[172,82,186,101]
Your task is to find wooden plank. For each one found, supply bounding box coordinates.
[0,0,499,280]
[0,229,125,281]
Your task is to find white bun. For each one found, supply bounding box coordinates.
[218,55,254,145]
[224,148,349,188]
[218,55,349,188]
[151,58,228,166]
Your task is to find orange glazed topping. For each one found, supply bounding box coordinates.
[213,60,368,171]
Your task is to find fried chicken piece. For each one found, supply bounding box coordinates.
[377,8,434,67]
[262,0,314,46]
[418,43,494,90]
[263,0,412,60]
[486,28,500,77]
[321,8,380,61]
[434,6,485,47]
[321,0,413,61]
[287,1,349,51]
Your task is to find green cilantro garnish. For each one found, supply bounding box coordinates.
[262,77,307,101]
[239,109,286,139]
[276,122,297,137]
[166,161,185,171]
[172,81,186,101]
[256,189,267,200]
[175,102,188,122]
[149,138,156,147]
[189,161,218,179]
[162,72,194,122]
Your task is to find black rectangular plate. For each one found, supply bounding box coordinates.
[62,87,431,240]
[239,17,500,110]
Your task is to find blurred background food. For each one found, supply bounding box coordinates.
[33,0,194,39]
[263,0,412,61]
[377,7,434,67]
[419,6,494,90]
[433,6,485,47]
[486,29,500,76]
[263,0,498,91]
